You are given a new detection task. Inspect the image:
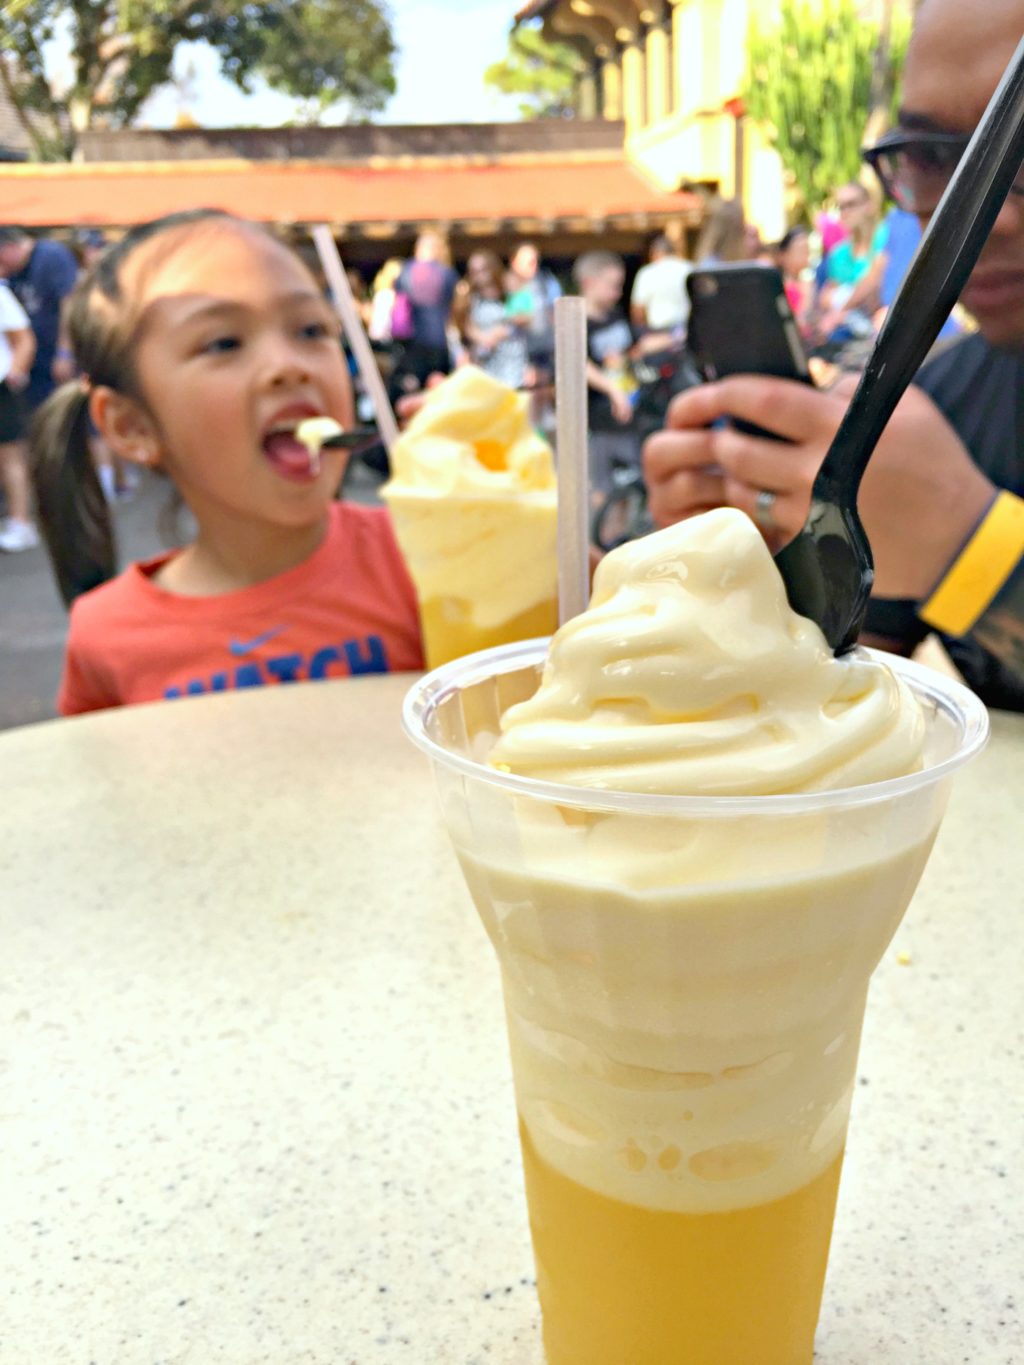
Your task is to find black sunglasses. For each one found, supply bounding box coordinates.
[863,128,1024,214]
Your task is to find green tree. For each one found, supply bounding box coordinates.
[484,23,586,120]
[744,0,911,214]
[0,0,396,161]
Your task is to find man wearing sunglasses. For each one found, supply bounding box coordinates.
[645,0,1024,708]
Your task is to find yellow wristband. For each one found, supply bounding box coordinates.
[920,490,1024,636]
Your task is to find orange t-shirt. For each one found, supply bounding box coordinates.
[58,502,424,716]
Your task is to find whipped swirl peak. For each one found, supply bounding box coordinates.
[490,509,926,795]
[386,366,555,496]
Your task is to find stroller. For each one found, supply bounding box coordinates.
[591,340,703,552]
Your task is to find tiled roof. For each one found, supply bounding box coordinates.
[0,155,701,230]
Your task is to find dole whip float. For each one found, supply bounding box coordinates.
[403,507,987,1365]
[381,367,559,670]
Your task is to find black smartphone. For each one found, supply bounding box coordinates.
[686,264,813,437]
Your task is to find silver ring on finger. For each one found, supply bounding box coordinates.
[753,488,778,533]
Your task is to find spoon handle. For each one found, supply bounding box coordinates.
[819,33,1024,504]
[321,425,380,449]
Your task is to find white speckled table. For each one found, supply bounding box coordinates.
[2,678,1022,1365]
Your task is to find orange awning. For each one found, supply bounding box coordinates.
[0,155,701,232]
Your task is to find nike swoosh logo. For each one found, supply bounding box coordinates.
[229,626,286,656]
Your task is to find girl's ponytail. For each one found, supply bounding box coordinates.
[29,209,242,607]
[30,383,116,606]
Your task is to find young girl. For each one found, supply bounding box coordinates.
[33,210,424,716]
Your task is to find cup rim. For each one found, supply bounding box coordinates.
[402,638,990,816]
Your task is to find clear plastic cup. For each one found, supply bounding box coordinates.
[403,639,988,1365]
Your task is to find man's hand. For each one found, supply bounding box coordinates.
[6,367,29,392]
[643,377,831,551]
[643,374,996,599]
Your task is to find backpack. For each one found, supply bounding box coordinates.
[390,290,414,341]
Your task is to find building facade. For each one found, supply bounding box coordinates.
[517,0,793,238]
[0,121,703,279]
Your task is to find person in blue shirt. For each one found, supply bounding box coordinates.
[0,227,80,410]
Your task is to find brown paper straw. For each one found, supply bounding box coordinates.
[311,225,400,454]
[554,295,591,624]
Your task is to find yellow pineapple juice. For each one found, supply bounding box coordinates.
[382,367,558,669]
[519,1125,843,1365]
[457,829,936,1365]
[403,512,988,1363]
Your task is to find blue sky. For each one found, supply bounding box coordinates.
[140,0,524,127]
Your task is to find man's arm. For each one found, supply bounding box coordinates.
[918,491,1024,680]
[586,360,632,424]
[5,325,35,387]
[46,246,80,384]
[629,270,649,330]
[53,294,76,384]
[53,243,79,299]
[645,375,994,595]
[643,375,1024,682]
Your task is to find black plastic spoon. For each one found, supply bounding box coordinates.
[775,34,1024,654]
[305,423,380,451]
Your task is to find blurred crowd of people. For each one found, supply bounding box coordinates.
[0,180,967,557]
[0,225,139,555]
[330,184,947,503]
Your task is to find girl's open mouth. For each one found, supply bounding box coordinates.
[262,426,323,483]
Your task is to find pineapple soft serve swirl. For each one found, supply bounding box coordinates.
[382,368,557,633]
[386,365,555,496]
[455,509,935,1218]
[490,508,926,793]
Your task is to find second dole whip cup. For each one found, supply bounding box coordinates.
[381,367,558,670]
[404,509,988,1365]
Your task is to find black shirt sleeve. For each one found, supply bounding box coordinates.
[884,335,1024,710]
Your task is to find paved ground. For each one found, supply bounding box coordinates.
[0,463,384,733]
[0,474,163,731]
